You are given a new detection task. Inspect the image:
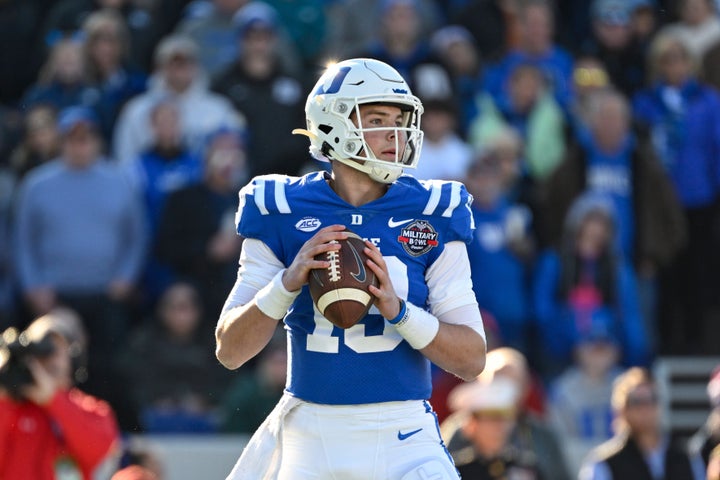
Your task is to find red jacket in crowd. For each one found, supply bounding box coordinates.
[0,388,120,479]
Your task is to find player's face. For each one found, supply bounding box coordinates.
[354,104,407,163]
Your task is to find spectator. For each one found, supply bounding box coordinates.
[429,308,505,426]
[661,0,720,60]
[217,327,286,433]
[688,366,720,469]
[413,97,472,181]
[579,367,705,480]
[13,106,147,410]
[470,62,566,182]
[212,2,308,177]
[443,347,571,480]
[113,34,244,165]
[481,0,575,110]
[21,35,92,112]
[568,56,612,132]
[449,0,520,62]
[533,193,651,378]
[8,104,61,181]
[131,98,203,235]
[41,0,171,73]
[445,375,544,479]
[464,147,534,353]
[633,31,720,354]
[354,0,455,103]
[430,25,484,137]
[116,282,228,433]
[80,9,148,143]
[324,0,442,62]
[547,326,623,477]
[154,126,247,320]
[540,89,686,351]
[579,0,648,98]
[175,0,250,77]
[130,98,204,304]
[0,309,121,479]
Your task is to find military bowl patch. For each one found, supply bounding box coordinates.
[398,220,439,256]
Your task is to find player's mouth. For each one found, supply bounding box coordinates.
[380,148,397,159]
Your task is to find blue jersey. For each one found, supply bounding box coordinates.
[236,171,474,405]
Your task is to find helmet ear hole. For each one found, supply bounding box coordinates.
[318,125,333,135]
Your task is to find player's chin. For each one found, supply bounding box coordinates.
[378,153,397,162]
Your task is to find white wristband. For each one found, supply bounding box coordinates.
[393,301,440,350]
[255,269,301,320]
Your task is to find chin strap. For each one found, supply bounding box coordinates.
[293,128,403,183]
[329,151,402,184]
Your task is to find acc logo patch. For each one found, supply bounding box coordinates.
[295,217,322,232]
[398,220,439,256]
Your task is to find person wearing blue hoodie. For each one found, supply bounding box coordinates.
[464,143,535,355]
[532,193,650,380]
[539,89,686,355]
[632,30,720,354]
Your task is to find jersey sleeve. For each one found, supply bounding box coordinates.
[235,175,294,256]
[418,179,475,245]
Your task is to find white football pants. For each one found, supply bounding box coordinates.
[276,398,460,480]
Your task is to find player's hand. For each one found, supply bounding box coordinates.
[21,358,60,406]
[363,240,402,320]
[282,225,348,292]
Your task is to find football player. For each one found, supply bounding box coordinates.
[216,58,487,479]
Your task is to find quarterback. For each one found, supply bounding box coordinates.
[216,58,486,479]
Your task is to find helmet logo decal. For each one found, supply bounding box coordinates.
[398,220,439,256]
[314,66,351,96]
[393,88,408,94]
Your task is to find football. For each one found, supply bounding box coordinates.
[308,230,378,329]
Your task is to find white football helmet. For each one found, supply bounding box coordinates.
[293,58,424,183]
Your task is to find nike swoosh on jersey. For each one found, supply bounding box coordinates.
[388,217,414,228]
[397,428,423,440]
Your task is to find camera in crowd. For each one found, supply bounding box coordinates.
[0,326,56,400]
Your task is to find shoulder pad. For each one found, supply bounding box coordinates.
[419,179,469,218]
[238,174,293,217]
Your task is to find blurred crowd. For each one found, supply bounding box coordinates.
[2,0,720,477]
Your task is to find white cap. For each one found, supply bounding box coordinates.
[448,376,519,414]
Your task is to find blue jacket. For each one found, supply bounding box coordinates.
[482,46,575,111]
[632,80,720,208]
[532,250,650,369]
[467,200,531,347]
[135,148,204,234]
